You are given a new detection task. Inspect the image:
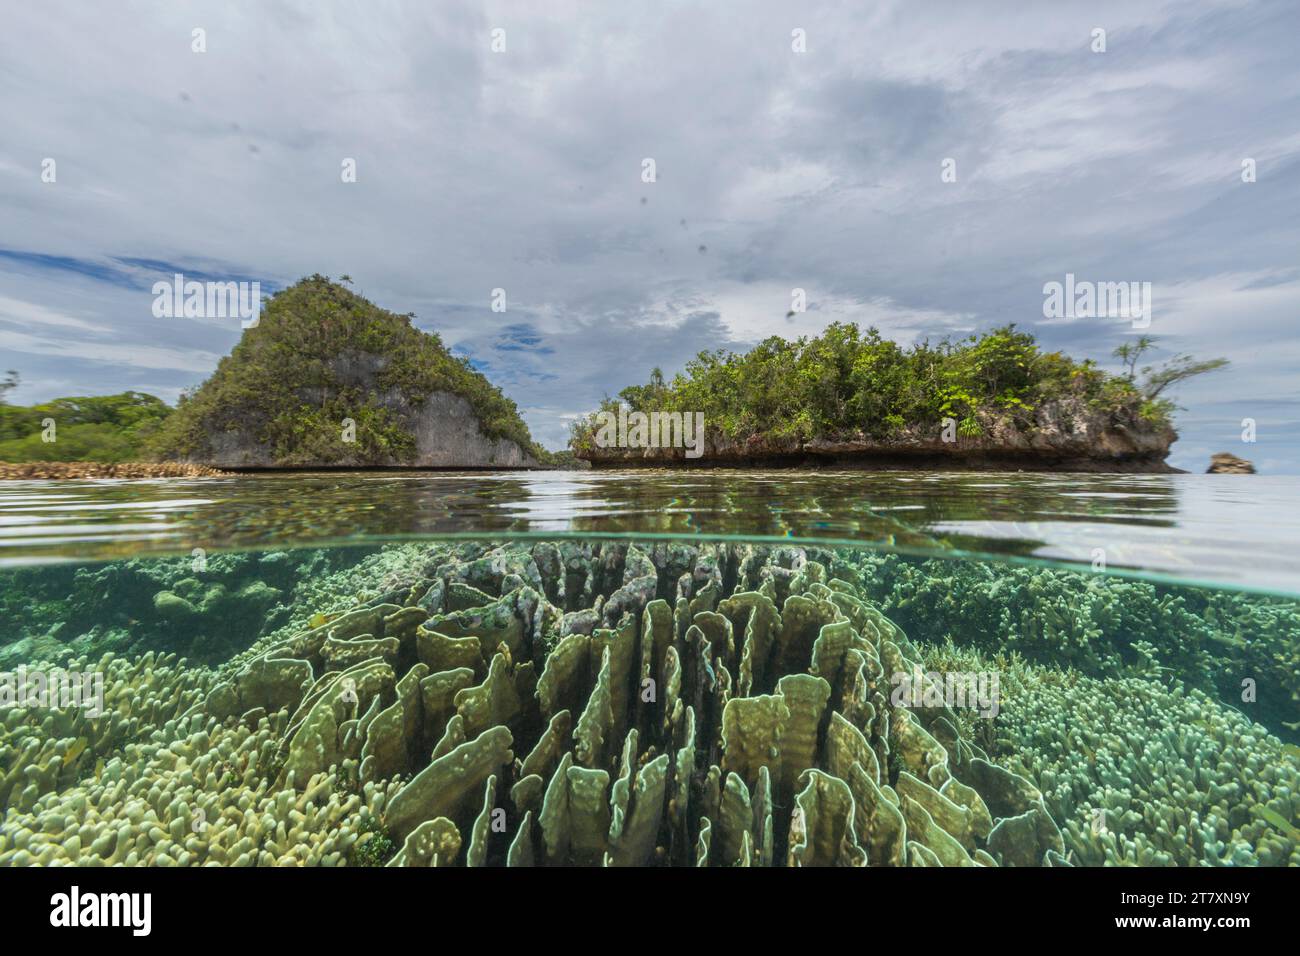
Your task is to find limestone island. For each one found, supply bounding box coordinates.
[152,276,543,469]
[571,325,1226,472]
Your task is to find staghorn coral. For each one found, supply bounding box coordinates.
[0,648,405,866]
[0,651,209,815]
[844,551,1300,738]
[998,669,1300,866]
[915,639,1300,866]
[2,539,1295,867]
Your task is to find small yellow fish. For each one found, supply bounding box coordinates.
[1254,806,1300,841]
[309,611,339,629]
[62,737,88,768]
[1281,743,1300,762]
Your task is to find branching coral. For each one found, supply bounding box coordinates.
[1001,669,1299,866]
[844,551,1300,737]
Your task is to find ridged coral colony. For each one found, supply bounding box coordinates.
[2,540,1296,866]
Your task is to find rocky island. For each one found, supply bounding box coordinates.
[3,287,1227,476]
[572,325,1223,472]
[152,276,542,469]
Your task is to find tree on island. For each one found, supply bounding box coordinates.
[1113,336,1229,401]
[0,383,174,463]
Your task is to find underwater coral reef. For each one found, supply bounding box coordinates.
[841,551,1300,738]
[0,546,414,668]
[2,540,1296,867]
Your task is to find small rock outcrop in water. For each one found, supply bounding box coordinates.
[152,276,540,469]
[1206,452,1256,474]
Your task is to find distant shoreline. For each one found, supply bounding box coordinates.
[0,461,575,479]
[0,461,228,480]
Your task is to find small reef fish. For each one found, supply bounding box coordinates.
[62,737,88,768]
[1254,806,1300,841]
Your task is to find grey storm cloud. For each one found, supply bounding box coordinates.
[0,0,1297,465]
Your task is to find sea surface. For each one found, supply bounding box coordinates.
[1,470,1297,867]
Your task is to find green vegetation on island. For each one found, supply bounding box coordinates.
[151,276,540,465]
[572,324,1227,453]
[0,375,172,463]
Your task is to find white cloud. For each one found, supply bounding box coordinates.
[0,295,109,334]
[0,328,222,373]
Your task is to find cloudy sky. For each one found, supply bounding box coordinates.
[2,0,1297,470]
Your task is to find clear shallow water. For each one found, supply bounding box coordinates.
[1,474,1298,868]
[0,470,1297,596]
